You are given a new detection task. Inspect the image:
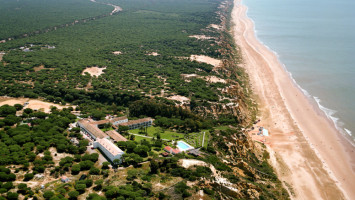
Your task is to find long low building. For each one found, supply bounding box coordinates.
[78,117,129,141]
[120,118,153,130]
[93,138,124,163]
[110,116,128,126]
[78,117,152,141]
[78,119,107,140]
[105,130,127,142]
[90,116,128,127]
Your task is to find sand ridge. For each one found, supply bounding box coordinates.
[232,0,355,199]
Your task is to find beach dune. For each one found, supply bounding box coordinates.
[232,0,355,199]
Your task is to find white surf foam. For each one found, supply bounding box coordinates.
[345,128,352,137]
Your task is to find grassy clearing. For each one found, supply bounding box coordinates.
[132,134,152,143]
[129,126,210,148]
[129,126,185,140]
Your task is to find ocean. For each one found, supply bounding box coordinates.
[242,0,355,144]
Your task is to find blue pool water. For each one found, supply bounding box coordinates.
[177,141,193,151]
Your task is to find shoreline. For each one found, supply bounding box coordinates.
[231,0,355,199]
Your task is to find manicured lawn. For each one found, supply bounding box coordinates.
[129,126,185,140]
[130,126,210,148]
[132,134,152,142]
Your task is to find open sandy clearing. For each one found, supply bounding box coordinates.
[112,51,122,55]
[179,159,208,168]
[181,74,199,79]
[189,35,215,40]
[33,65,45,71]
[167,95,190,103]
[208,24,222,30]
[190,55,222,68]
[146,52,160,56]
[82,66,106,77]
[33,65,54,72]
[206,76,226,83]
[0,97,72,113]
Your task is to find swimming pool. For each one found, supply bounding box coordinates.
[176,141,194,151]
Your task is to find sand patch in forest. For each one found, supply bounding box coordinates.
[146,52,160,56]
[0,97,71,113]
[208,24,222,30]
[33,65,45,71]
[82,66,106,77]
[189,35,215,40]
[33,65,54,72]
[190,55,222,68]
[206,76,226,83]
[167,95,190,104]
[113,51,122,55]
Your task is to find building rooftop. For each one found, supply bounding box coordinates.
[84,116,128,125]
[110,116,128,122]
[164,146,172,152]
[105,130,127,142]
[172,149,180,154]
[90,119,110,125]
[120,117,152,126]
[78,119,107,139]
[96,138,123,155]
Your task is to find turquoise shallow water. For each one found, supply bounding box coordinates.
[242,0,355,144]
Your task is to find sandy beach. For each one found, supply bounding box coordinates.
[232,0,355,199]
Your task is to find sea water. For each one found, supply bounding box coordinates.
[242,0,355,144]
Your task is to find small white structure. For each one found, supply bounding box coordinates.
[93,138,124,163]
